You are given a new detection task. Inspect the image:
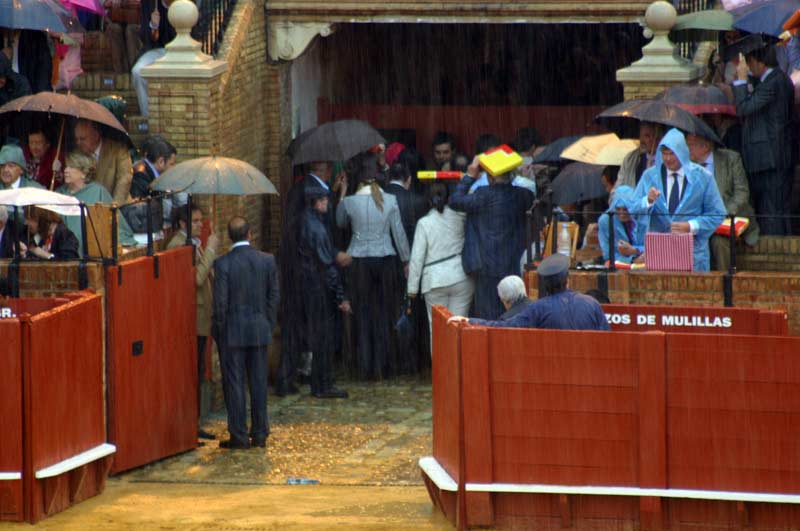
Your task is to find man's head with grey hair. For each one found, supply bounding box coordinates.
[497,275,528,310]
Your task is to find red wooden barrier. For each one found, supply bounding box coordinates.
[23,294,108,522]
[105,247,197,473]
[602,304,789,335]
[0,318,23,521]
[423,306,800,530]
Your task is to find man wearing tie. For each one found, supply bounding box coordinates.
[631,128,726,272]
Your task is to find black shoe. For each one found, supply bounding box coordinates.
[198,429,216,440]
[219,438,251,450]
[313,388,349,399]
[251,437,267,448]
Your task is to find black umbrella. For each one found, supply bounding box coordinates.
[656,84,736,116]
[288,120,385,165]
[597,100,722,144]
[551,162,607,206]
[0,0,83,33]
[530,135,582,164]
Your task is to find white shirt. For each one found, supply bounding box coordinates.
[144,158,161,178]
[231,241,250,249]
[11,33,20,73]
[10,176,21,189]
[733,67,774,87]
[92,141,103,162]
[641,166,698,234]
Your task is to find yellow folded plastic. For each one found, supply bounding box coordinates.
[715,217,749,238]
[478,145,523,177]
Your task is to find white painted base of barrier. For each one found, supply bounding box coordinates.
[35,444,116,479]
[419,456,800,504]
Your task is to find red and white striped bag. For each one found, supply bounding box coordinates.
[645,232,694,272]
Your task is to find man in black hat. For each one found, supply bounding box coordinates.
[730,35,795,235]
[297,186,351,399]
[448,254,609,331]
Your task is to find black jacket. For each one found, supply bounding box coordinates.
[0,219,17,258]
[385,181,428,247]
[0,54,31,106]
[298,208,344,304]
[212,244,279,348]
[140,0,176,50]
[734,68,795,174]
[499,298,530,321]
[25,223,80,261]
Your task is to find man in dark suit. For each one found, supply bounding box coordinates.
[385,162,428,247]
[212,217,279,449]
[450,156,534,320]
[276,161,349,396]
[732,37,795,235]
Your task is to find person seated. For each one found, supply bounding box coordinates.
[0,53,31,106]
[449,254,609,331]
[496,275,530,321]
[23,129,64,189]
[73,119,133,203]
[597,185,645,265]
[0,205,16,259]
[57,151,138,251]
[685,133,759,271]
[19,206,79,261]
[0,144,44,190]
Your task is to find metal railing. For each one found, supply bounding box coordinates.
[674,0,717,59]
[195,0,237,56]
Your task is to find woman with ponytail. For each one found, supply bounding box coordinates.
[336,152,410,379]
[406,182,473,337]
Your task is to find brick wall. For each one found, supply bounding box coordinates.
[525,270,800,334]
[4,261,106,299]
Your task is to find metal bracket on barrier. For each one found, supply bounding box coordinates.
[723,273,733,307]
[117,265,123,286]
[598,272,609,301]
[77,261,88,290]
[153,255,160,279]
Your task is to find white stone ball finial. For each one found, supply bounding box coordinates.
[168,0,199,33]
[645,1,677,35]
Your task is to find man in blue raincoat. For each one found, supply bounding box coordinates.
[597,185,646,264]
[448,254,609,331]
[630,128,726,272]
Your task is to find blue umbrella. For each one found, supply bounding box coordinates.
[0,0,83,33]
[732,0,800,37]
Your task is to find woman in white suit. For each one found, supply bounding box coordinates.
[407,182,474,341]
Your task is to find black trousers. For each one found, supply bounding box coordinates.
[473,273,505,320]
[750,168,793,236]
[219,344,269,444]
[197,336,207,418]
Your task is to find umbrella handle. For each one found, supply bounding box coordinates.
[51,118,66,191]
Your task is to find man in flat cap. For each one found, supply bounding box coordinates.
[448,254,609,331]
[0,145,44,191]
[297,185,351,399]
[730,34,795,235]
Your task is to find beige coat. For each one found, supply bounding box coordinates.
[95,138,133,203]
[168,232,215,337]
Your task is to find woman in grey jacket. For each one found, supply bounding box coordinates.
[407,183,474,338]
[336,153,410,379]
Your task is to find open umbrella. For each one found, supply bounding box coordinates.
[0,187,82,216]
[732,0,800,37]
[560,133,640,166]
[0,92,127,135]
[151,154,277,229]
[670,9,734,42]
[656,84,736,115]
[530,135,582,164]
[597,100,722,144]
[0,0,83,33]
[288,120,385,165]
[551,162,607,206]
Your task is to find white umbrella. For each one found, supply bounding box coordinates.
[560,133,640,167]
[0,187,83,216]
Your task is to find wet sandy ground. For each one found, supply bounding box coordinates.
[0,378,465,530]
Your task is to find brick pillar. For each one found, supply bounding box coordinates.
[616,1,701,100]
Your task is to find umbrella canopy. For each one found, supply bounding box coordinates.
[597,100,722,144]
[551,162,607,206]
[61,0,104,15]
[530,135,582,164]
[0,187,82,216]
[0,0,83,33]
[150,156,278,195]
[732,0,800,37]
[671,9,734,42]
[288,120,385,166]
[560,133,640,166]
[656,84,736,115]
[0,92,127,135]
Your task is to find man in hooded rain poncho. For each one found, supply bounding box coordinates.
[630,128,726,272]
